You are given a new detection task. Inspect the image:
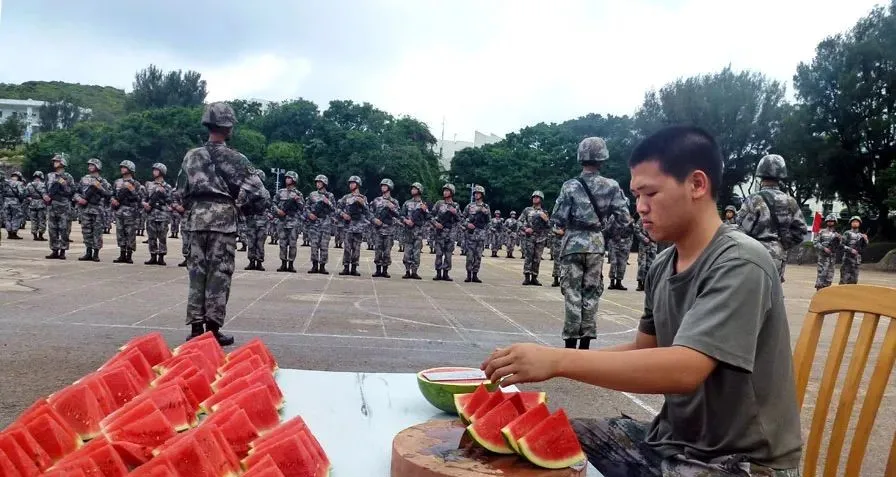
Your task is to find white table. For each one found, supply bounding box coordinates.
[276,369,602,476]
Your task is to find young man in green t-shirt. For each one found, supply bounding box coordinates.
[482,126,802,476]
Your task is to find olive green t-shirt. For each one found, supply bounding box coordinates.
[639,225,802,469]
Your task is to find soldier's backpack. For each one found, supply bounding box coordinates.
[755,190,801,250]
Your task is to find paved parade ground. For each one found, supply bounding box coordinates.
[0,226,894,474]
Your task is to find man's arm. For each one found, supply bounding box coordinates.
[601,331,657,351]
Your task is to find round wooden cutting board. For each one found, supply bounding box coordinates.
[391,419,587,477]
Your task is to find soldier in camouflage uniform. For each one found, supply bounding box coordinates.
[736,154,808,283]
[44,155,76,259]
[430,183,461,281]
[111,161,142,264]
[633,216,656,291]
[136,200,146,237]
[74,158,113,262]
[274,171,305,273]
[488,210,504,257]
[813,214,841,290]
[520,191,551,286]
[3,171,26,239]
[400,182,429,279]
[549,227,564,287]
[337,176,371,276]
[142,163,173,266]
[178,102,266,345]
[172,189,189,267]
[425,222,435,254]
[25,171,48,241]
[102,198,113,234]
[169,197,182,238]
[267,206,279,245]
[606,214,634,291]
[503,211,520,258]
[551,137,630,349]
[839,216,867,285]
[723,205,736,225]
[370,179,401,278]
[462,185,491,283]
[236,214,248,252]
[238,169,271,271]
[305,174,336,274]
[333,214,344,248]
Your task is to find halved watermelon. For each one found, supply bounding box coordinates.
[249,416,307,451]
[453,384,490,424]
[103,408,176,449]
[212,355,265,391]
[469,388,506,423]
[202,406,259,458]
[154,351,216,383]
[47,383,105,440]
[3,423,52,471]
[501,402,550,454]
[243,455,286,477]
[96,363,143,408]
[74,373,117,416]
[242,435,320,477]
[0,432,40,476]
[119,333,172,367]
[23,414,82,462]
[101,347,154,386]
[416,366,496,414]
[225,338,277,372]
[212,384,281,433]
[174,334,225,368]
[517,409,585,469]
[467,394,527,454]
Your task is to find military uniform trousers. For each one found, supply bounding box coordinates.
[342,231,363,266]
[403,228,423,270]
[433,231,455,271]
[146,219,169,255]
[637,242,658,282]
[490,233,503,251]
[522,237,547,275]
[374,233,395,267]
[3,200,25,231]
[464,231,486,273]
[186,231,236,327]
[815,253,836,289]
[30,207,47,235]
[551,237,564,278]
[759,241,787,283]
[307,222,331,264]
[505,234,517,255]
[571,417,799,477]
[245,217,267,263]
[839,254,861,285]
[278,225,299,261]
[115,212,138,252]
[608,237,632,280]
[181,230,191,259]
[81,211,104,250]
[561,253,604,339]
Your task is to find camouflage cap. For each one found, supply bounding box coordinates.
[87,158,103,171]
[380,178,394,190]
[152,162,167,176]
[255,169,266,182]
[825,213,838,222]
[314,174,329,187]
[411,182,423,193]
[849,216,862,224]
[33,171,45,179]
[348,175,362,186]
[725,205,736,213]
[285,171,299,182]
[442,183,456,195]
[201,102,236,128]
[577,137,609,164]
[119,160,136,172]
[531,190,545,200]
[510,210,517,216]
[495,210,501,215]
[756,154,787,180]
[10,171,23,180]
[473,185,485,195]
[52,154,68,167]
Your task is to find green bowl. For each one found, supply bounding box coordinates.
[416,367,498,414]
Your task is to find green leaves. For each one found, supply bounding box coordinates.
[0,115,27,149]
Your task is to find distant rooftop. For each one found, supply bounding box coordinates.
[0,98,46,107]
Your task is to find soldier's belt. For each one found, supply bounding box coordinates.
[567,222,602,232]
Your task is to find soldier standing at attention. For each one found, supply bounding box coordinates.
[607,215,634,291]
[400,182,429,279]
[520,191,551,286]
[462,185,491,283]
[813,214,841,290]
[169,192,182,238]
[503,211,520,258]
[3,171,26,239]
[44,154,76,259]
[840,216,868,285]
[488,210,504,257]
[0,170,7,244]
[633,215,657,292]
[736,154,808,283]
[239,169,272,271]
[111,161,142,264]
[723,205,737,225]
[550,137,629,349]
[178,102,266,345]
[25,171,48,241]
[305,174,335,274]
[549,226,564,287]
[172,189,190,267]
[74,158,112,262]
[142,163,173,266]
[274,171,304,273]
[337,175,371,276]
[370,178,401,278]
[430,184,460,281]
[333,214,344,249]
[236,214,248,252]
[136,196,147,238]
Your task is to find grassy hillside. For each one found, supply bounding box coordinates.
[0,81,127,122]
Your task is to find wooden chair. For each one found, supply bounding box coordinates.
[792,284,896,477]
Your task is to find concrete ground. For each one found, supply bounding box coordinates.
[0,226,893,475]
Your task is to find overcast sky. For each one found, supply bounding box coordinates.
[0,0,884,141]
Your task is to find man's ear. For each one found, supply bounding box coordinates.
[689,170,711,200]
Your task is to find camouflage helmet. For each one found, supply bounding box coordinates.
[755,154,787,180]
[348,175,362,186]
[10,171,23,180]
[577,137,609,164]
[825,213,838,222]
[849,216,862,225]
[255,169,266,182]
[531,190,545,200]
[152,162,167,176]
[33,171,45,179]
[724,205,736,213]
[510,210,517,217]
[473,185,485,195]
[410,182,423,193]
[442,183,456,195]
[119,160,136,173]
[495,210,501,215]
[52,154,68,167]
[201,102,236,128]
[285,171,299,182]
[87,158,102,171]
[314,174,329,187]
[380,178,394,191]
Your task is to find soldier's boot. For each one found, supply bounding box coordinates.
[530,275,542,286]
[37,232,46,241]
[308,261,319,274]
[91,249,101,262]
[429,247,435,254]
[79,248,94,261]
[238,243,247,252]
[277,260,289,272]
[125,251,134,264]
[173,231,179,238]
[339,265,350,275]
[58,250,66,260]
[318,263,328,275]
[578,338,592,350]
[372,265,382,277]
[382,266,391,279]
[616,279,628,291]
[398,245,404,252]
[186,323,204,342]
[169,232,176,238]
[287,261,297,273]
[402,269,412,279]
[302,239,310,247]
[144,254,158,265]
[442,271,453,282]
[350,264,360,276]
[206,322,235,347]
[464,271,472,283]
[551,276,560,287]
[522,273,532,285]
[9,231,22,240]
[606,279,618,290]
[245,259,257,271]
[506,251,512,258]
[268,237,275,244]
[471,272,481,283]
[46,249,60,259]
[142,238,150,244]
[256,260,265,271]
[636,280,645,292]
[113,249,128,263]
[564,339,577,349]
[410,269,421,280]
[433,270,443,281]
[33,233,39,240]
[178,258,188,267]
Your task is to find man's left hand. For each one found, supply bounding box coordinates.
[481,343,560,387]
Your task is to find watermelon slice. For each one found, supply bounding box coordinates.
[17,400,79,439]
[469,388,506,422]
[103,408,176,449]
[181,368,214,405]
[202,406,259,458]
[156,376,201,414]
[242,435,320,477]
[51,437,128,477]
[501,402,551,454]
[517,409,585,469]
[145,383,197,431]
[45,455,103,476]
[47,383,105,440]
[0,449,22,477]
[101,347,154,386]
[202,371,283,413]
[74,373,117,416]
[109,440,153,468]
[225,338,277,372]
[416,366,496,414]
[100,398,158,432]
[154,351,216,383]
[95,363,143,408]
[212,355,265,391]
[127,455,178,476]
[119,332,172,367]
[296,430,330,477]
[453,384,490,424]
[42,469,88,477]
[23,414,82,462]
[210,425,241,472]
[212,384,281,432]
[249,416,307,451]
[160,425,238,476]
[243,455,286,477]
[0,432,40,476]
[151,360,198,387]
[245,368,285,409]
[174,334,225,368]
[467,394,527,454]
[3,424,52,471]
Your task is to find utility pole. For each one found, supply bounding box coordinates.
[270,167,285,193]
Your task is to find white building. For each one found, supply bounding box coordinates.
[435,130,503,170]
[0,98,92,143]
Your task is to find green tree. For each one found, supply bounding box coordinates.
[794,0,896,237]
[259,99,319,144]
[229,128,266,163]
[263,141,309,188]
[768,105,834,208]
[0,81,126,122]
[127,65,208,112]
[38,97,88,133]
[0,115,27,149]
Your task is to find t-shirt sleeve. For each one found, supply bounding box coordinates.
[638,259,658,336]
[671,258,772,373]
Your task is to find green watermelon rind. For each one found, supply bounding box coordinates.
[466,424,515,455]
[516,411,586,470]
[415,367,497,414]
[501,427,522,455]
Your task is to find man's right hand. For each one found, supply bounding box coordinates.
[110,198,120,207]
[42,194,51,203]
[373,218,383,226]
[434,223,443,230]
[77,198,87,206]
[525,227,533,235]
[278,210,286,217]
[824,247,831,254]
[308,213,318,221]
[467,223,475,230]
[341,212,350,221]
[125,183,134,191]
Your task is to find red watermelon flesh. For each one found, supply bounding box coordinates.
[245,368,284,409]
[296,430,329,477]
[42,469,87,477]
[104,408,176,449]
[181,368,214,405]
[469,388,506,422]
[212,355,264,391]
[511,391,548,411]
[100,398,158,433]
[119,333,172,367]
[501,402,550,454]
[249,416,307,451]
[46,455,103,476]
[127,455,178,477]
[161,426,236,476]
[155,351,216,383]
[17,400,78,439]
[151,359,197,387]
[211,425,241,473]
[200,376,252,413]
[47,383,105,440]
[243,435,319,477]
[108,440,153,468]
[3,424,52,471]
[157,376,201,414]
[23,414,82,462]
[517,409,585,469]
[0,432,40,476]
[250,420,329,472]
[467,395,527,454]
[75,373,117,417]
[212,384,281,433]
[176,335,225,368]
[102,347,154,386]
[144,383,196,431]
[202,406,259,458]
[454,383,490,423]
[243,455,286,477]
[81,442,129,477]
[0,449,22,477]
[96,363,143,408]
[227,338,277,371]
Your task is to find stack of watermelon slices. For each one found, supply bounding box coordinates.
[0,332,331,477]
[454,384,586,470]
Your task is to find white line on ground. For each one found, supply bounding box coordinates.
[225,273,292,326]
[300,272,334,334]
[131,298,188,326]
[41,275,186,323]
[0,270,152,306]
[365,259,388,338]
[413,283,470,342]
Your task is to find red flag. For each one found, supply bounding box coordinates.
[812,212,823,234]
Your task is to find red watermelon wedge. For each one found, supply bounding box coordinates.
[104,407,176,449]
[100,398,158,433]
[74,373,117,417]
[47,383,105,440]
[212,355,265,391]
[160,425,238,476]
[17,400,79,439]
[108,440,153,468]
[469,388,506,423]
[155,351,216,383]
[249,416,307,451]
[453,384,490,424]
[201,405,259,458]
[119,333,172,367]
[467,394,527,454]
[151,359,197,387]
[156,376,201,414]
[245,368,285,410]
[23,414,82,462]
[225,338,277,372]
[501,402,551,454]
[127,454,178,476]
[45,455,103,476]
[180,368,214,405]
[212,384,281,432]
[3,423,52,471]
[242,435,320,476]
[249,418,329,472]
[101,347,154,386]
[243,455,286,477]
[52,438,128,477]
[517,409,585,469]
[0,431,40,476]
[175,334,225,368]
[95,363,143,408]
[144,383,197,431]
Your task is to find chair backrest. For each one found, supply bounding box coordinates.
[792,284,896,477]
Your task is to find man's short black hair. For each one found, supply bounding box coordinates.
[629,125,723,200]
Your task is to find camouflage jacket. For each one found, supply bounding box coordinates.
[74,174,113,215]
[45,171,76,210]
[112,177,144,218]
[841,230,868,258]
[143,180,174,222]
[550,171,629,257]
[519,206,551,242]
[489,217,505,234]
[24,181,47,209]
[237,184,272,225]
[633,217,654,245]
[305,190,336,227]
[177,141,267,233]
[503,217,520,234]
[337,193,371,233]
[430,200,461,237]
[2,179,25,205]
[463,202,491,240]
[371,195,401,236]
[274,187,305,228]
[401,198,430,238]
[735,185,807,250]
[813,228,841,256]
